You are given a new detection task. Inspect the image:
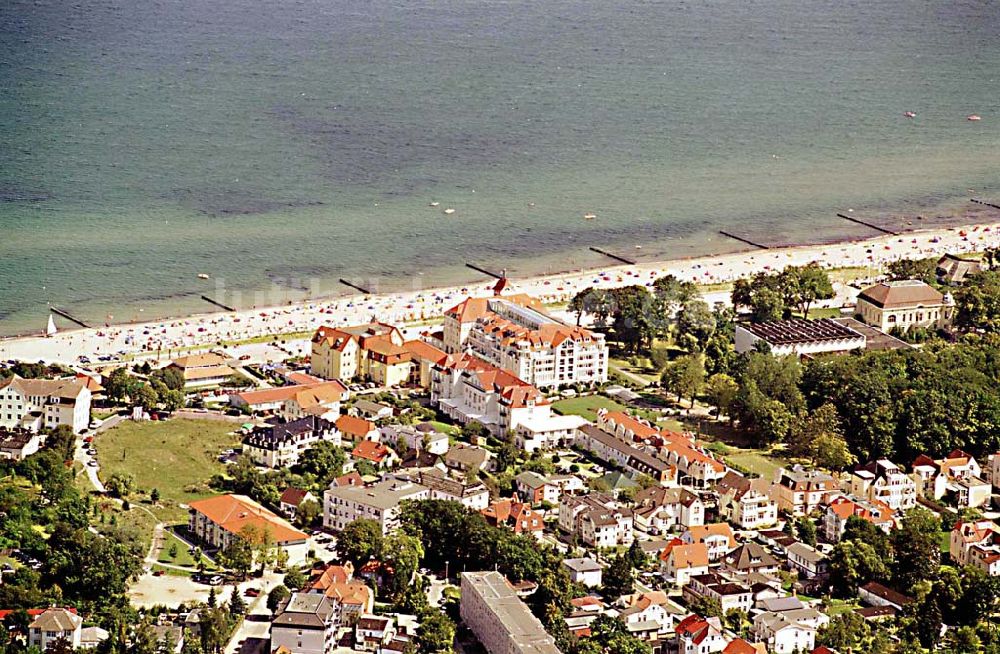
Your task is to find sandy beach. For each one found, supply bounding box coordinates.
[3,222,997,365]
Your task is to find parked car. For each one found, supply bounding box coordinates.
[244,588,261,597]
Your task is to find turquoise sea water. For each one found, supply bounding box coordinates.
[2,0,1000,335]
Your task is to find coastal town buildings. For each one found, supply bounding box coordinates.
[228,380,348,417]
[822,496,895,542]
[911,450,991,508]
[0,375,92,434]
[166,353,235,389]
[270,593,338,654]
[28,608,82,652]
[310,322,411,386]
[0,428,43,461]
[771,467,838,516]
[459,571,561,654]
[243,416,339,468]
[715,473,778,530]
[323,479,429,534]
[442,293,608,388]
[937,253,983,284]
[187,494,308,556]
[848,459,916,511]
[855,280,953,333]
[950,520,1000,575]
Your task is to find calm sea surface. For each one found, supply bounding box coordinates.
[2,0,1000,335]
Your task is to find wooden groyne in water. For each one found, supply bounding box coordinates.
[589,247,636,265]
[718,231,770,250]
[49,306,90,329]
[200,295,236,312]
[972,198,1000,211]
[339,279,372,294]
[465,263,503,279]
[836,213,899,236]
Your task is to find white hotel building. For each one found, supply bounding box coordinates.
[444,295,608,388]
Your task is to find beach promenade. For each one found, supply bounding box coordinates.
[3,223,998,365]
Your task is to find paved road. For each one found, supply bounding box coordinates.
[223,571,283,654]
[75,414,124,493]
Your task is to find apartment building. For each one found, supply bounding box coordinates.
[323,479,429,534]
[28,608,82,652]
[574,424,676,483]
[715,472,778,530]
[771,468,838,517]
[0,376,92,434]
[271,594,338,654]
[848,459,916,511]
[911,450,991,508]
[632,486,705,534]
[950,520,1000,576]
[822,496,895,543]
[311,322,411,386]
[460,571,561,654]
[187,494,308,554]
[432,353,552,437]
[443,294,608,388]
[392,469,490,511]
[243,416,339,468]
[558,493,633,547]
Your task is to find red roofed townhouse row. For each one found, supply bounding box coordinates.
[310,322,414,388]
[187,494,309,562]
[442,292,608,389]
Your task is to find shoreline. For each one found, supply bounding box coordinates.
[3,220,999,365]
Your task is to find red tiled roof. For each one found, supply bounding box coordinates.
[336,415,376,438]
[188,494,307,544]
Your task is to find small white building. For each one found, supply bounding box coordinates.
[561,558,603,588]
[29,608,82,652]
[271,593,338,654]
[855,280,953,333]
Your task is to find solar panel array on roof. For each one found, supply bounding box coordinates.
[745,318,862,346]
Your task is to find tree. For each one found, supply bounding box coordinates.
[383,533,424,597]
[339,519,384,566]
[569,288,613,328]
[661,354,705,408]
[589,615,652,654]
[828,540,888,597]
[150,488,160,503]
[602,554,635,599]
[132,384,159,411]
[950,625,982,654]
[705,373,738,419]
[161,389,186,413]
[415,610,455,653]
[688,595,722,618]
[104,473,134,498]
[817,611,870,650]
[295,441,346,485]
[956,270,1000,332]
[295,499,321,528]
[104,367,135,403]
[217,537,253,578]
[797,516,817,546]
[461,420,489,442]
[812,431,856,471]
[783,263,834,319]
[267,585,291,612]
[609,286,664,352]
[151,366,186,391]
[892,507,941,589]
[228,588,247,618]
[787,403,842,461]
[626,540,649,570]
[675,300,716,352]
[957,565,1000,626]
[284,567,307,591]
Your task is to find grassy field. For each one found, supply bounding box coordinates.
[156,529,217,569]
[552,395,659,423]
[96,419,241,522]
[724,448,789,480]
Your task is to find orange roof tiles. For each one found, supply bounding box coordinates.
[352,440,391,463]
[402,340,449,364]
[336,415,376,438]
[188,494,307,544]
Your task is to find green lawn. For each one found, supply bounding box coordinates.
[157,529,217,569]
[96,419,241,522]
[552,395,654,423]
[427,420,460,436]
[825,599,860,616]
[724,448,789,480]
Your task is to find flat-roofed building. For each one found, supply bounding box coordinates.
[855,280,953,333]
[323,479,429,534]
[734,319,865,356]
[460,571,561,654]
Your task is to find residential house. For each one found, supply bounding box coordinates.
[279,488,318,520]
[752,611,825,654]
[561,558,603,588]
[660,539,710,587]
[684,573,753,615]
[270,593,337,654]
[481,499,545,537]
[0,428,42,461]
[187,494,308,559]
[307,563,375,623]
[771,467,838,517]
[722,543,780,577]
[394,469,490,510]
[514,413,589,453]
[28,608,82,652]
[950,520,1000,576]
[443,294,608,388]
[722,639,766,654]
[243,416,339,469]
[855,279,953,333]
[335,415,379,445]
[617,593,677,642]
[351,399,393,421]
[574,424,676,484]
[323,479,429,534]
[715,472,778,530]
[355,615,395,652]
[443,444,490,474]
[166,353,235,389]
[402,339,449,389]
[0,376,92,434]
[849,459,916,511]
[351,441,398,470]
[632,486,705,535]
[380,424,449,456]
[858,582,914,612]
[822,496,895,543]
[674,614,727,654]
[786,543,828,579]
[558,493,633,547]
[911,450,991,508]
[514,471,560,505]
[682,523,737,561]
[229,380,348,417]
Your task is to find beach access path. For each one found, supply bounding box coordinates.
[3,222,998,365]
